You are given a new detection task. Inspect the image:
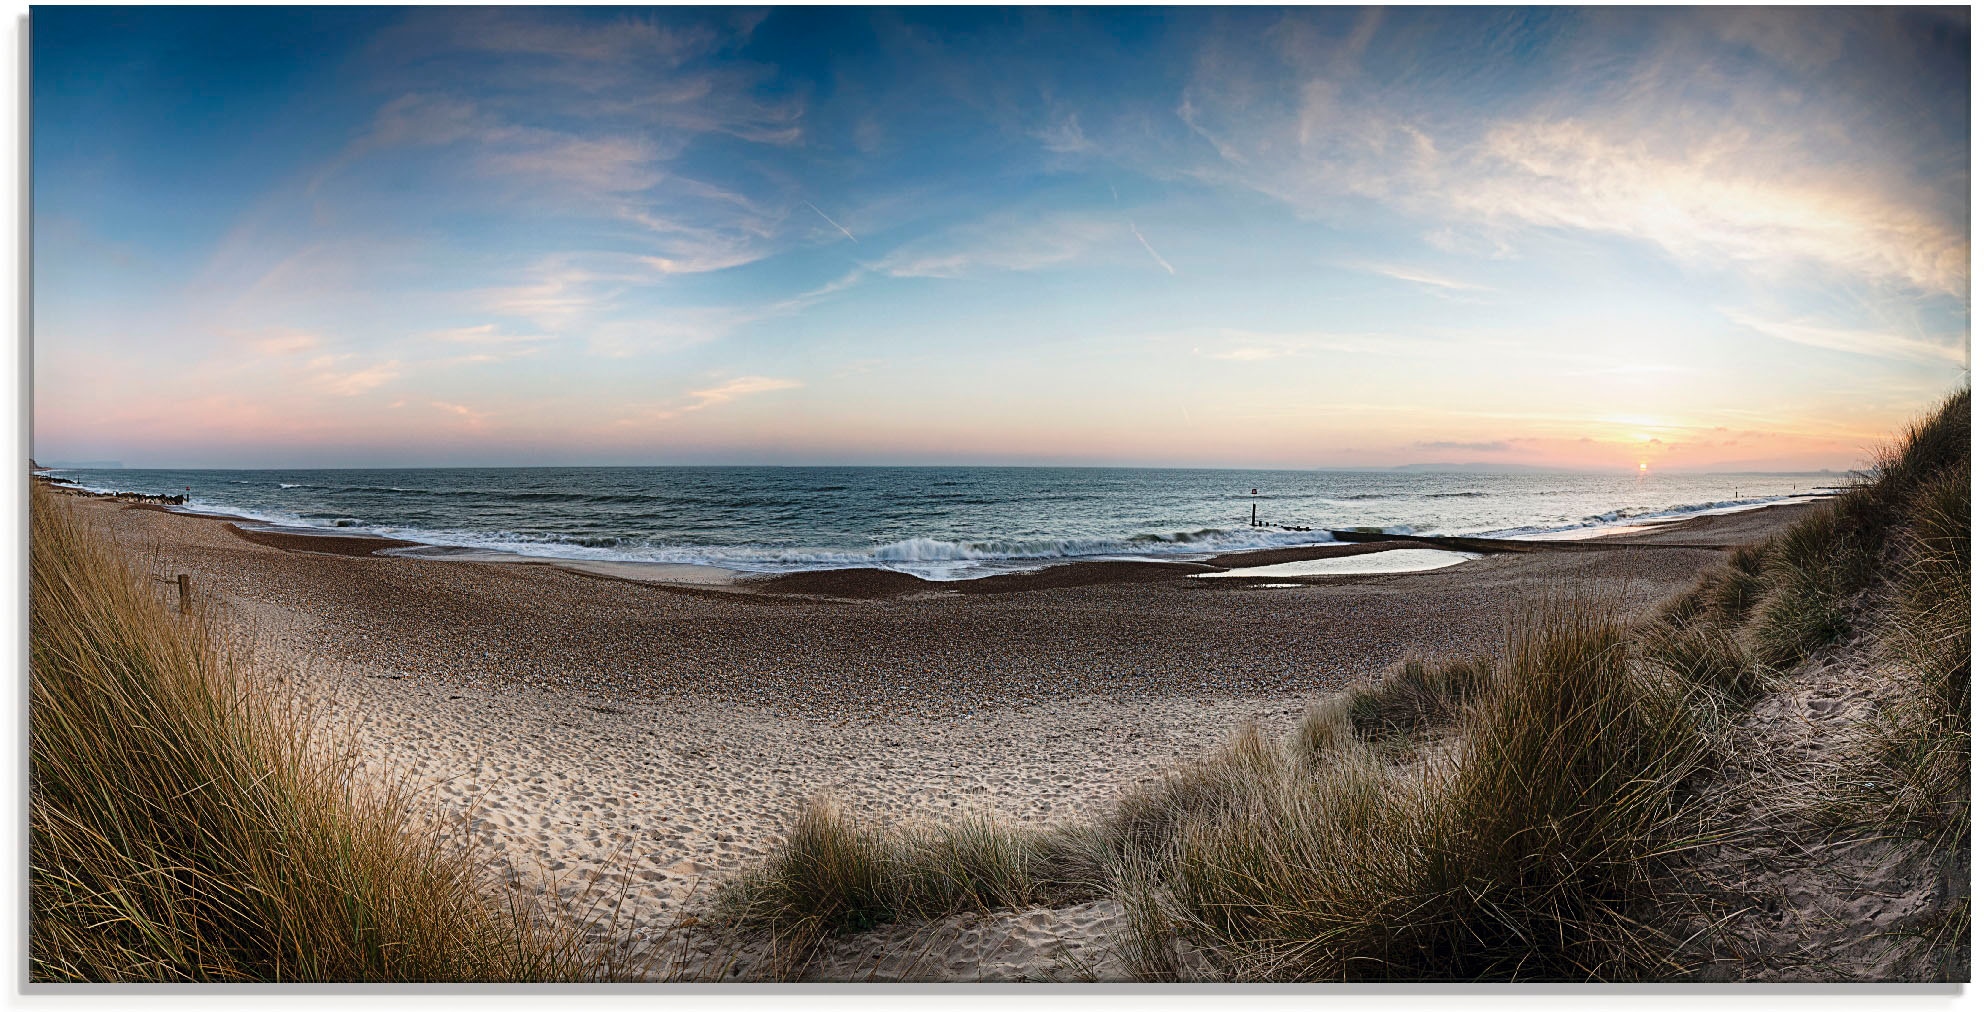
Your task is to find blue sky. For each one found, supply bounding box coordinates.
[32,6,1971,469]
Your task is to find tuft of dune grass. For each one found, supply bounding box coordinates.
[1744,500,1867,668]
[1316,653,1496,746]
[1720,390,1968,849]
[29,486,609,982]
[1657,542,1768,631]
[1845,394,1970,848]
[713,797,1110,975]
[1641,621,1766,706]
[1744,390,1967,669]
[1115,601,1714,981]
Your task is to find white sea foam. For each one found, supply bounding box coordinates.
[45,474,153,498]
[1475,494,1817,540]
[305,525,1347,581]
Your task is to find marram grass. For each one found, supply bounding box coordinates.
[29,486,611,982]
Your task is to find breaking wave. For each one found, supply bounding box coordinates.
[1476,494,1809,539]
[356,525,1344,581]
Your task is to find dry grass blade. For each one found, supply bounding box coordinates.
[29,486,612,981]
[713,795,1109,975]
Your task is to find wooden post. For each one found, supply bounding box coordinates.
[1251,503,1257,527]
[177,574,191,614]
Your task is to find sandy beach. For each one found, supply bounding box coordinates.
[57,489,1825,980]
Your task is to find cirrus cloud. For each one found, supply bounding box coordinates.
[628,375,804,423]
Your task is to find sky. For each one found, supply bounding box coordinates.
[30,6,1972,471]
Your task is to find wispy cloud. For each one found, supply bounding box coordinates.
[243,330,322,357]
[442,348,543,366]
[1166,8,1969,298]
[1451,119,1967,296]
[317,360,402,397]
[622,211,780,275]
[682,375,801,412]
[477,131,664,194]
[804,201,858,243]
[477,250,868,360]
[1033,111,1093,154]
[1726,312,1970,367]
[1354,262,1490,293]
[427,7,722,65]
[306,92,481,190]
[1188,328,1447,362]
[1130,223,1176,276]
[376,8,802,144]
[427,324,551,345]
[1415,439,1511,452]
[478,257,647,330]
[633,375,803,422]
[876,215,1119,279]
[638,249,765,275]
[430,400,492,425]
[318,10,811,285]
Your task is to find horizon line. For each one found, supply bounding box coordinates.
[34,460,1857,476]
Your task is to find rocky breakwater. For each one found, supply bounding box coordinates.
[32,474,186,505]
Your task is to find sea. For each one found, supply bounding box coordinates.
[43,466,1844,581]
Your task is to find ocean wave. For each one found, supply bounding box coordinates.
[864,528,1317,564]
[48,479,113,495]
[1327,490,1486,502]
[1475,494,1799,539]
[170,500,346,530]
[403,487,759,508]
[232,521,1341,580]
[316,485,434,496]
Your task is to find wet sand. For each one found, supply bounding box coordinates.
[50,489,1823,979]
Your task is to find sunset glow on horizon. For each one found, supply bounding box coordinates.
[32,7,1971,472]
